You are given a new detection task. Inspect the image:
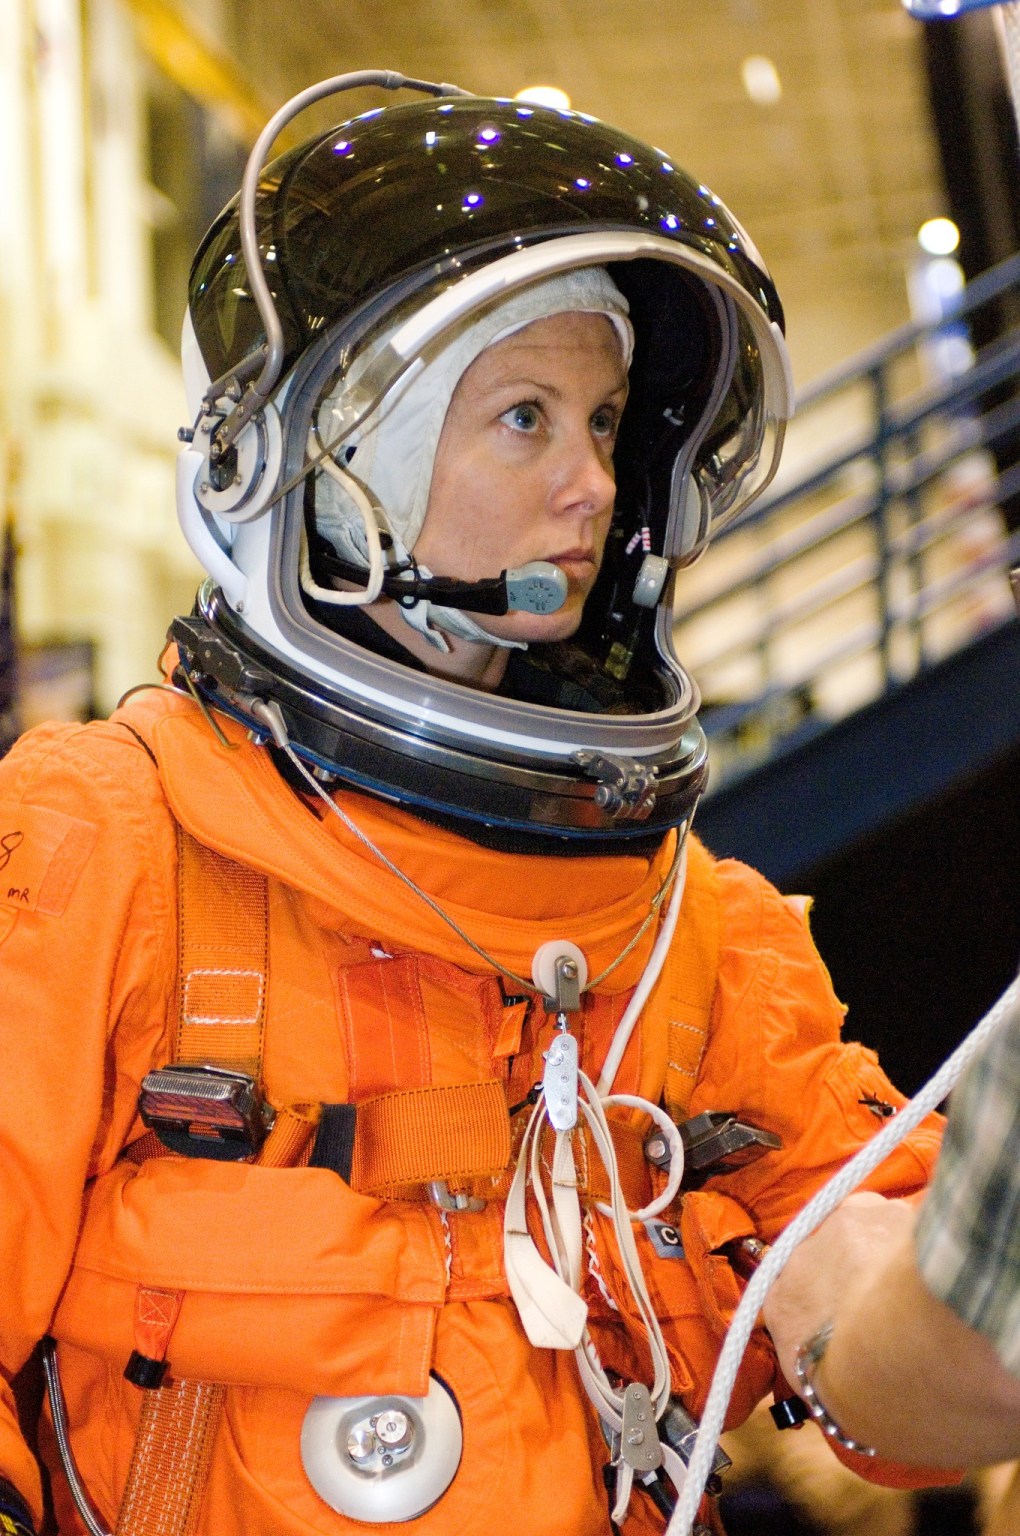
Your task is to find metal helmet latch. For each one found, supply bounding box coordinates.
[573,751,658,820]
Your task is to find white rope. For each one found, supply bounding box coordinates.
[668,11,1020,1520]
[666,970,1020,1536]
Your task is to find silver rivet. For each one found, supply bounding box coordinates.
[346,1426,376,1463]
[375,1409,413,1449]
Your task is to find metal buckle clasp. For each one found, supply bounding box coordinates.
[426,1180,486,1213]
[138,1064,272,1161]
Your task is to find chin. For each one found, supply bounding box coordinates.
[489,608,584,646]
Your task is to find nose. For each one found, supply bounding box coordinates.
[551,427,616,522]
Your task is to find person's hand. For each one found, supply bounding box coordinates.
[762,1191,918,1390]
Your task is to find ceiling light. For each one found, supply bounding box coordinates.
[918,217,960,255]
[515,85,571,110]
[740,55,782,106]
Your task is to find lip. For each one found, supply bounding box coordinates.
[550,549,597,570]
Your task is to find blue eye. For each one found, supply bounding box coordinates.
[502,402,541,432]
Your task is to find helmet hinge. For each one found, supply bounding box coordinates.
[573,751,658,821]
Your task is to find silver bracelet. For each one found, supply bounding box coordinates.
[794,1322,877,1457]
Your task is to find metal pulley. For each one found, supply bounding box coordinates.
[531,939,587,1014]
[301,1374,462,1522]
[532,940,588,1131]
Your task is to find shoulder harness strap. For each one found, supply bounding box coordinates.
[176,829,268,1078]
[115,833,272,1536]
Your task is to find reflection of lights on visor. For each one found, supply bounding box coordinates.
[514,85,570,109]
[575,177,591,189]
[333,140,352,156]
[477,127,501,144]
[462,192,483,210]
[661,214,679,231]
[615,152,634,167]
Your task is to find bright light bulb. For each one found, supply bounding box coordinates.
[515,85,571,110]
[918,216,961,255]
[741,55,782,107]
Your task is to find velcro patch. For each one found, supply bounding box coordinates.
[0,800,98,915]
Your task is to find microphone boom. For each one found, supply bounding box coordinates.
[313,548,568,616]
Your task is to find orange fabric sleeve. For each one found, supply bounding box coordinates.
[689,849,953,1489]
[690,853,944,1238]
[0,720,180,1516]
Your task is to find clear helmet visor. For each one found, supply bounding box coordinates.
[294,231,790,578]
[265,233,791,734]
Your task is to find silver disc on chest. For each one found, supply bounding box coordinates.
[301,1374,462,1522]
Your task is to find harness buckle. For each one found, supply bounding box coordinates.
[139,1064,272,1161]
[652,1110,782,1185]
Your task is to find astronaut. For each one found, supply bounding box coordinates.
[0,74,945,1536]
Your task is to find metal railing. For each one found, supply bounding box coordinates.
[676,251,1020,790]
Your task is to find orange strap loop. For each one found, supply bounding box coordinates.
[578,1117,653,1209]
[350,1079,511,1196]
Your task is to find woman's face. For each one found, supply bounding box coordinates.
[415,310,629,645]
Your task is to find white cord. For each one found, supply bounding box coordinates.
[251,695,692,1521]
[595,1094,685,1221]
[595,839,688,1096]
[298,432,385,605]
[666,969,1020,1536]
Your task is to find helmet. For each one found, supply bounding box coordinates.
[172,71,794,851]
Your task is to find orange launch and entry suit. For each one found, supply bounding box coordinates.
[0,688,944,1536]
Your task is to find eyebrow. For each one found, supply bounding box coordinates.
[475,372,630,403]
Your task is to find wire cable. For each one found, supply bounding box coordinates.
[248,696,684,997]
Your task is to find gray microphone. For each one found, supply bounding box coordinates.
[504,561,568,614]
